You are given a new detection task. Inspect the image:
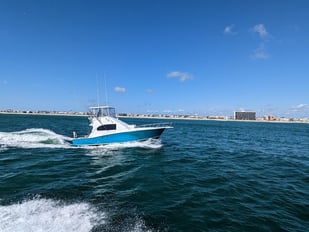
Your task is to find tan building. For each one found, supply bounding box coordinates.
[263,115,277,121]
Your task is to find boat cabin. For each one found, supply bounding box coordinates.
[90,106,116,118]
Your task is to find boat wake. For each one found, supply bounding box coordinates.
[86,138,163,151]
[0,128,72,149]
[0,198,104,232]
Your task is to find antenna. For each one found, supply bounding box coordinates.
[96,74,100,107]
[104,73,108,106]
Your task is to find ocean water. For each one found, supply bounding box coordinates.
[0,114,308,232]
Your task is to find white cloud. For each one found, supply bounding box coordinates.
[252,43,269,59]
[224,25,237,35]
[162,110,172,113]
[146,110,159,113]
[145,88,153,94]
[252,24,269,39]
[114,86,126,93]
[290,104,309,112]
[250,24,271,59]
[286,104,309,118]
[167,71,193,82]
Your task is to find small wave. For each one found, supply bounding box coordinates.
[104,138,163,149]
[0,198,104,232]
[0,128,72,149]
[102,215,153,232]
[0,144,8,152]
[86,138,163,152]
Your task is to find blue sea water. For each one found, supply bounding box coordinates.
[0,114,308,231]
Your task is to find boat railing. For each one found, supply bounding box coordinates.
[138,122,173,128]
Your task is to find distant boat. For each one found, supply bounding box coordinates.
[71,106,172,146]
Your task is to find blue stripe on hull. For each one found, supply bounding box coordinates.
[72,128,165,146]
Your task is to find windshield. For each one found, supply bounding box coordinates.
[90,107,116,118]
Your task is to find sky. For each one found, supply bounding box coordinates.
[1,0,309,118]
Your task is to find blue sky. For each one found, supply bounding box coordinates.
[1,0,309,118]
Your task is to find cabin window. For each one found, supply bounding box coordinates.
[97,124,116,131]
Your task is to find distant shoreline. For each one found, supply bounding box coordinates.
[118,115,309,124]
[0,111,88,117]
[1,111,308,124]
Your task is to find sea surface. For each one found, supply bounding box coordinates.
[0,114,308,232]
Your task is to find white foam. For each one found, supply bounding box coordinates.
[0,198,104,232]
[86,139,163,154]
[131,219,153,232]
[0,144,8,152]
[0,128,72,149]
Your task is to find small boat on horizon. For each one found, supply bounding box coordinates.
[71,106,172,146]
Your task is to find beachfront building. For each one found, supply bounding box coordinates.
[234,111,256,120]
[263,115,277,121]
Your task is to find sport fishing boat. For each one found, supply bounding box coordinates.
[71,106,172,146]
